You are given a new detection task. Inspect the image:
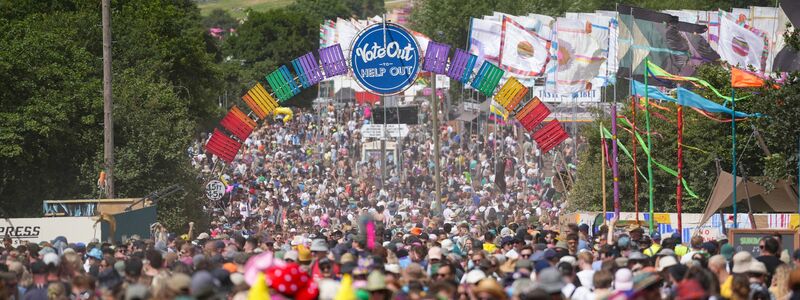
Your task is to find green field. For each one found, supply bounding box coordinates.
[197,0,295,18]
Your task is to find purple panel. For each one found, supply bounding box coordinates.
[319,44,347,78]
[300,52,324,86]
[447,48,470,81]
[423,41,450,74]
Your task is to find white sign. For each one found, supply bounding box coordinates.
[531,86,601,103]
[205,180,225,201]
[0,217,100,245]
[361,124,409,138]
[463,102,481,112]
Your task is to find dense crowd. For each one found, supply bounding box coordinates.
[4,103,799,300]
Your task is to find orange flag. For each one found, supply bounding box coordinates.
[731,67,766,88]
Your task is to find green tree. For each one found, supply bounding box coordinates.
[222,8,320,107]
[0,10,103,215]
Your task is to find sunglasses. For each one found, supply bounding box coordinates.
[436,272,449,278]
[521,253,531,258]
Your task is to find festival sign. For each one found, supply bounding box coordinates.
[350,22,420,95]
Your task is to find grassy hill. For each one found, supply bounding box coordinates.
[197,0,295,18]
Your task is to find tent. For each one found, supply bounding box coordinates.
[699,170,798,227]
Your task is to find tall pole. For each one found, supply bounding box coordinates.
[632,96,639,223]
[601,123,607,218]
[611,96,620,218]
[102,0,115,198]
[644,57,655,232]
[677,105,684,234]
[381,96,387,188]
[797,135,799,215]
[431,72,442,216]
[732,88,738,228]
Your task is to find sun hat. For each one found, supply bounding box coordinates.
[464,269,487,284]
[310,239,329,252]
[614,268,634,291]
[536,268,566,294]
[656,255,678,272]
[731,251,753,274]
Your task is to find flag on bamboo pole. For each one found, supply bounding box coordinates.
[469,18,502,66]
[730,67,766,88]
[617,5,717,79]
[718,11,768,72]
[498,16,551,77]
[548,17,607,95]
[489,101,508,124]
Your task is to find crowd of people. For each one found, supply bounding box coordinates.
[4,102,799,300]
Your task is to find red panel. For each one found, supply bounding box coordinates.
[206,129,242,163]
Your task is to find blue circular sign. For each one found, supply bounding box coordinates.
[350,23,420,95]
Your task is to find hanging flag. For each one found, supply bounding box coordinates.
[335,18,360,57]
[550,18,606,95]
[731,67,766,88]
[718,11,768,72]
[676,88,761,118]
[469,18,502,66]
[499,16,551,77]
[565,12,618,86]
[617,5,716,79]
[489,101,508,124]
[206,129,242,163]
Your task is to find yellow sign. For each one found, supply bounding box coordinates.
[653,213,671,225]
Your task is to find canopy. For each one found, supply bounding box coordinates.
[699,171,798,227]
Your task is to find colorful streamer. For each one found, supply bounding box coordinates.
[646,61,734,102]
[601,126,699,198]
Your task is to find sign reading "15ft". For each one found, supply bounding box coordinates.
[351,23,420,95]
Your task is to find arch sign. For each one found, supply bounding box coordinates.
[350,23,420,95]
[205,21,569,165]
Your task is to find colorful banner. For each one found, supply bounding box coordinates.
[499,16,551,77]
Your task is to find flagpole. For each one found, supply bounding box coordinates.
[677,105,684,234]
[601,122,607,218]
[644,57,655,232]
[611,93,621,218]
[632,95,639,224]
[732,87,737,228]
[731,0,738,231]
